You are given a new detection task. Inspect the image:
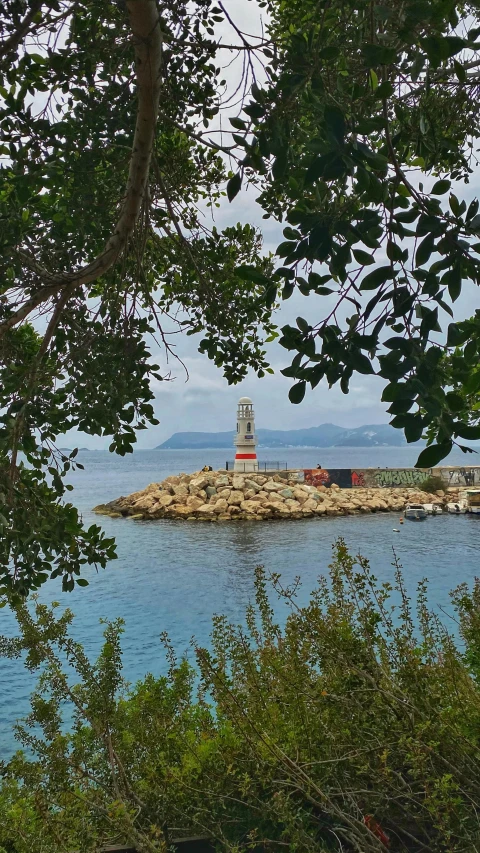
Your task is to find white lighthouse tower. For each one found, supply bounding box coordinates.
[234,396,258,473]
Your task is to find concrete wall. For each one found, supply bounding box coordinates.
[299,466,480,489]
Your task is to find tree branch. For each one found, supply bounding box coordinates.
[0,0,45,61]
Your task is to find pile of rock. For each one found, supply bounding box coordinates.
[93,470,458,522]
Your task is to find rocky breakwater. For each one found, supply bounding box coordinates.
[93,470,458,522]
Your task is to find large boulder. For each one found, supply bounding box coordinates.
[131,495,157,512]
[216,487,231,499]
[186,495,204,511]
[264,481,283,492]
[215,475,230,487]
[244,479,261,493]
[190,475,209,490]
[241,500,260,513]
[197,503,216,516]
[205,486,217,498]
[279,488,294,499]
[143,483,162,494]
[173,484,189,498]
[228,490,244,506]
[158,494,175,508]
[273,504,291,516]
[285,499,302,512]
[264,501,284,513]
[171,505,191,518]
[232,476,245,490]
[164,475,180,486]
[213,498,229,514]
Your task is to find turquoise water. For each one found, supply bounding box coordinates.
[1,447,480,757]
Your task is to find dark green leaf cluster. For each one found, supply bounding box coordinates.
[0,0,276,591]
[229,0,480,462]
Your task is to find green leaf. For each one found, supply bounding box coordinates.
[354,353,375,374]
[415,233,435,267]
[229,117,247,130]
[447,264,462,302]
[361,43,397,65]
[76,578,89,586]
[289,381,306,404]
[227,172,242,202]
[353,249,375,265]
[235,265,270,285]
[454,423,480,440]
[415,441,453,467]
[277,240,297,258]
[386,242,404,262]
[431,179,451,195]
[360,265,395,290]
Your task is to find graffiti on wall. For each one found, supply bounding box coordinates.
[303,467,480,489]
[373,469,431,487]
[304,469,331,488]
[304,469,352,489]
[446,468,479,487]
[351,471,366,487]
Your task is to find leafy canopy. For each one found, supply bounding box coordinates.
[0,0,274,593]
[230,0,480,468]
[4,0,480,593]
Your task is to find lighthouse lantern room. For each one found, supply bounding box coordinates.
[234,396,258,472]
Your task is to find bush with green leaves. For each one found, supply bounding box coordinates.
[2,541,480,852]
[418,475,446,492]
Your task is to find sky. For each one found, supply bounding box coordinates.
[62,0,480,449]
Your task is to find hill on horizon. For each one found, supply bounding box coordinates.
[155,423,422,450]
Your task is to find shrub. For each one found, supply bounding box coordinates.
[1,541,480,852]
[419,475,446,493]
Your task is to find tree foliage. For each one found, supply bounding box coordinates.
[232,0,480,464]
[2,542,480,851]
[0,0,275,592]
[4,0,480,592]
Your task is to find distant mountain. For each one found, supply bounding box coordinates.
[155,423,421,450]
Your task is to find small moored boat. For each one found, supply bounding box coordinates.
[466,489,480,514]
[405,503,428,520]
[423,503,443,515]
[446,500,468,514]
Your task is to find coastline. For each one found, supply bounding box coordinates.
[92,468,467,522]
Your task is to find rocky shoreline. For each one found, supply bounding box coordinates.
[93,469,460,521]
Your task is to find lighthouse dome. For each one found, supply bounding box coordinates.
[238,396,252,404]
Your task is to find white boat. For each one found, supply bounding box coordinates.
[423,503,443,515]
[446,500,468,514]
[405,503,428,520]
[466,490,480,514]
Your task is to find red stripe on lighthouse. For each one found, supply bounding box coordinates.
[235,453,257,459]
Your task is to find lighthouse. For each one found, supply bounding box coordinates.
[234,396,258,473]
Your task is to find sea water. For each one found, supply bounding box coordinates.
[1,447,479,757]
